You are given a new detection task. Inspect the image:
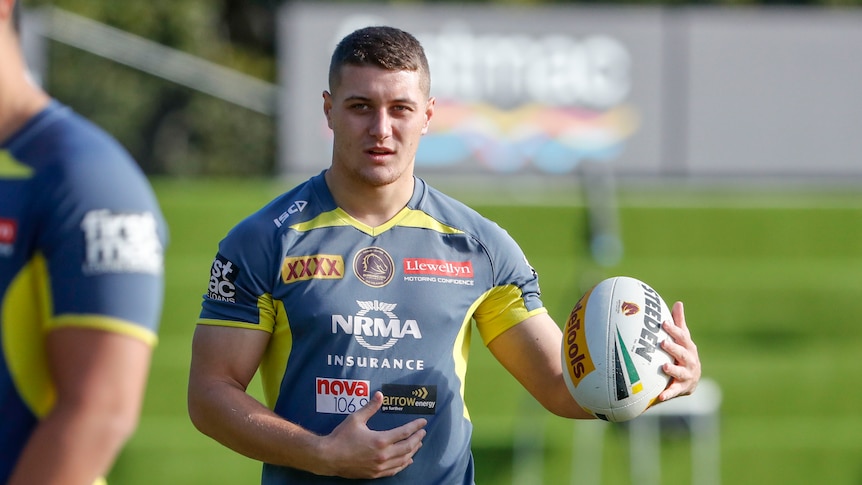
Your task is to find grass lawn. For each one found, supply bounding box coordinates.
[107,178,862,484]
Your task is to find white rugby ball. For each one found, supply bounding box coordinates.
[561,276,673,422]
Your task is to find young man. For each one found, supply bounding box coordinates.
[188,25,700,484]
[0,1,168,484]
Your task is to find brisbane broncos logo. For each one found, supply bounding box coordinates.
[353,247,394,288]
[621,301,640,316]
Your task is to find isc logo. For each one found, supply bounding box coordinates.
[273,200,307,227]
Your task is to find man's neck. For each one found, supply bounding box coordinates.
[324,169,415,228]
[0,48,51,144]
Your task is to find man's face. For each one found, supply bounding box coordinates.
[323,64,434,188]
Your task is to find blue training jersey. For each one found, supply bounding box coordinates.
[197,171,546,484]
[0,101,167,482]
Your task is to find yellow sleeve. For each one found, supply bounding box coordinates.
[473,284,548,346]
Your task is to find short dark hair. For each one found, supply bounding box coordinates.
[328,26,430,96]
[12,0,21,33]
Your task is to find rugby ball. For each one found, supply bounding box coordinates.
[561,276,673,422]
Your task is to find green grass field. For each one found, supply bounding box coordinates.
[107,178,862,484]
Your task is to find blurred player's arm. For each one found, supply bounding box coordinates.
[187,325,427,479]
[8,327,153,485]
[488,312,594,420]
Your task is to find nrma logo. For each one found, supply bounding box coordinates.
[331,300,422,351]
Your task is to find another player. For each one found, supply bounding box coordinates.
[187,25,700,484]
[0,1,168,483]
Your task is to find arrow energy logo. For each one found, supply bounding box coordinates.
[381,384,437,415]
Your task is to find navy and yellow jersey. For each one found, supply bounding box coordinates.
[198,171,546,484]
[0,101,167,483]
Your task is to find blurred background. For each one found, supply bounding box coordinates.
[18,0,862,484]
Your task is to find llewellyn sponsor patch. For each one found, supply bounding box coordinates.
[403,258,473,278]
[381,384,437,415]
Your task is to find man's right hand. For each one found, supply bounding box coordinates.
[320,391,427,479]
